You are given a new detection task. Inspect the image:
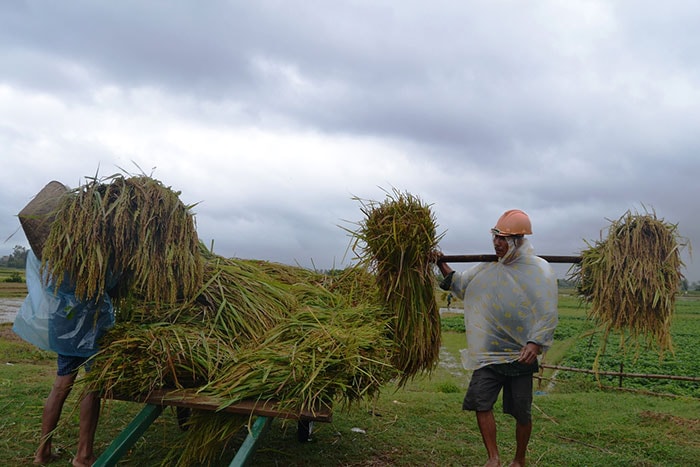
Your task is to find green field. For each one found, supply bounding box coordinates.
[0,291,698,465]
[0,267,27,298]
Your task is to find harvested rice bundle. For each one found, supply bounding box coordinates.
[42,174,203,304]
[84,323,235,397]
[194,257,297,342]
[120,255,296,337]
[201,304,397,414]
[324,265,384,307]
[85,253,395,406]
[76,250,401,466]
[350,189,443,383]
[259,260,382,308]
[572,209,687,356]
[251,259,326,285]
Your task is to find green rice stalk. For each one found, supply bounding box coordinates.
[82,324,235,397]
[348,189,443,385]
[200,304,397,414]
[193,257,297,342]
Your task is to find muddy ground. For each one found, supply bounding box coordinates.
[0,298,22,324]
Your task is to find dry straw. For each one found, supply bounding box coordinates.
[571,209,688,362]
[349,189,443,384]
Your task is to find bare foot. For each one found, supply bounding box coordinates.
[484,458,502,467]
[72,456,96,467]
[509,461,525,467]
[33,452,59,465]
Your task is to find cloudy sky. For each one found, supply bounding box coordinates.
[1,1,697,282]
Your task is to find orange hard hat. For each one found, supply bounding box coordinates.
[491,209,532,236]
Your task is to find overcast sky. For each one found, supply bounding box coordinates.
[1,1,697,282]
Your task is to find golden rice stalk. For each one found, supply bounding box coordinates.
[82,323,236,397]
[161,410,249,467]
[200,304,397,414]
[571,209,687,358]
[42,174,203,304]
[349,189,443,384]
[193,257,297,342]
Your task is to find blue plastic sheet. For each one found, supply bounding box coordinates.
[13,251,114,357]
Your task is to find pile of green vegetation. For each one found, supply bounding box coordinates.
[43,179,443,466]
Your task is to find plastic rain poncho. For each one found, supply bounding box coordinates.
[449,238,558,370]
[13,251,115,358]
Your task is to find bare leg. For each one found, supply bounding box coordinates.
[72,391,100,467]
[34,374,77,464]
[509,421,532,467]
[476,410,501,467]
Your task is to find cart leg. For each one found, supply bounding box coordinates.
[229,416,272,467]
[297,420,314,442]
[94,403,164,466]
[176,406,191,431]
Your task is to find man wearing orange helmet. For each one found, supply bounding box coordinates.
[435,209,558,467]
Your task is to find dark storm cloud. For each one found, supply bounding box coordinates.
[0,1,698,280]
[0,0,577,149]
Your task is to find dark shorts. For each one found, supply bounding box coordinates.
[463,365,534,425]
[57,354,91,376]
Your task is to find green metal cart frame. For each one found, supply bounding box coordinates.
[93,389,332,466]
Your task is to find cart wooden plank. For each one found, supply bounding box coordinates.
[107,388,333,422]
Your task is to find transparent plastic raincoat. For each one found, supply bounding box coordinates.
[13,251,115,358]
[449,238,558,370]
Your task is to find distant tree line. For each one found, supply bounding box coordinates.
[680,278,700,292]
[560,276,700,292]
[0,245,28,268]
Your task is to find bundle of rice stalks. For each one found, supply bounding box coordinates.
[79,251,397,465]
[349,189,443,384]
[84,323,236,397]
[42,174,203,304]
[194,258,297,342]
[257,260,382,307]
[571,209,688,358]
[200,304,397,414]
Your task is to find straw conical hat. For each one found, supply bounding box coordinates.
[18,181,70,260]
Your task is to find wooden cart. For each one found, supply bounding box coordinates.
[93,389,332,467]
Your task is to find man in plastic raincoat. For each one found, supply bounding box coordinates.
[435,209,558,467]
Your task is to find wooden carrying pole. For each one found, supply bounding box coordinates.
[438,254,581,264]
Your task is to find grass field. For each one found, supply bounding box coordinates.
[0,290,698,465]
[0,267,27,298]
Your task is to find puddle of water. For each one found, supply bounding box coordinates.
[0,298,23,324]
